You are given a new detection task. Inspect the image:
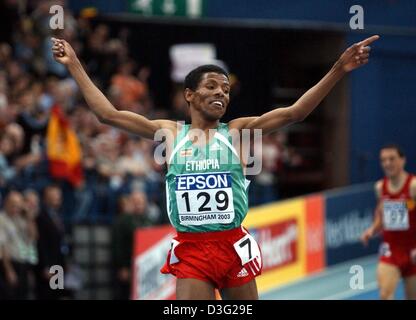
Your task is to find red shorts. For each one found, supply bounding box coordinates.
[160,226,262,289]
[379,242,416,277]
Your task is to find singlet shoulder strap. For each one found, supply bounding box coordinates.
[214,123,239,159]
[402,173,413,196]
[175,123,189,142]
[382,177,388,195]
[168,124,190,165]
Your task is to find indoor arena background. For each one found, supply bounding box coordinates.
[0,0,415,300]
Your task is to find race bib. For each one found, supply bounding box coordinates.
[233,233,261,266]
[383,200,409,231]
[175,172,235,226]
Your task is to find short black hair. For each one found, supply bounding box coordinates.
[184,64,229,91]
[380,144,405,158]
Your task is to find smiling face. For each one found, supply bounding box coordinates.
[185,72,230,122]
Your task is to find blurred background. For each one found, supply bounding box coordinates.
[0,0,415,300]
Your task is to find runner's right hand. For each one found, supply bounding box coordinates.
[360,227,374,246]
[51,37,78,66]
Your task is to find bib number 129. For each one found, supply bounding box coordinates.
[181,190,229,212]
[175,172,235,225]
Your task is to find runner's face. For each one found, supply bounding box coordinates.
[380,148,405,178]
[191,72,230,121]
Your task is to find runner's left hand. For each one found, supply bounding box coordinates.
[336,35,379,72]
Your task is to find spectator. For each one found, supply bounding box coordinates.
[0,135,17,191]
[84,24,122,85]
[5,120,43,190]
[4,123,25,157]
[20,189,40,299]
[35,185,67,300]
[111,195,134,300]
[22,189,40,280]
[0,43,12,69]
[249,134,281,206]
[111,191,152,299]
[15,89,48,155]
[0,191,30,299]
[116,139,149,183]
[0,71,8,118]
[249,131,302,206]
[110,59,148,109]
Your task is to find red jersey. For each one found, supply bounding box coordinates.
[381,174,416,246]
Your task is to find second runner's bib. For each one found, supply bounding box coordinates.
[383,200,409,231]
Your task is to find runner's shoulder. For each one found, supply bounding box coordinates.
[228,117,258,131]
[409,174,416,199]
[152,119,183,139]
[375,179,383,198]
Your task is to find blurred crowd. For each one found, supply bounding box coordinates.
[0,0,171,300]
[0,0,301,299]
[0,1,174,227]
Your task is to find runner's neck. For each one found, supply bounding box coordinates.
[189,119,221,145]
[189,120,220,132]
[388,171,408,193]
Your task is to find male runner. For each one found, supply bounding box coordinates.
[361,145,416,300]
[52,34,379,300]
